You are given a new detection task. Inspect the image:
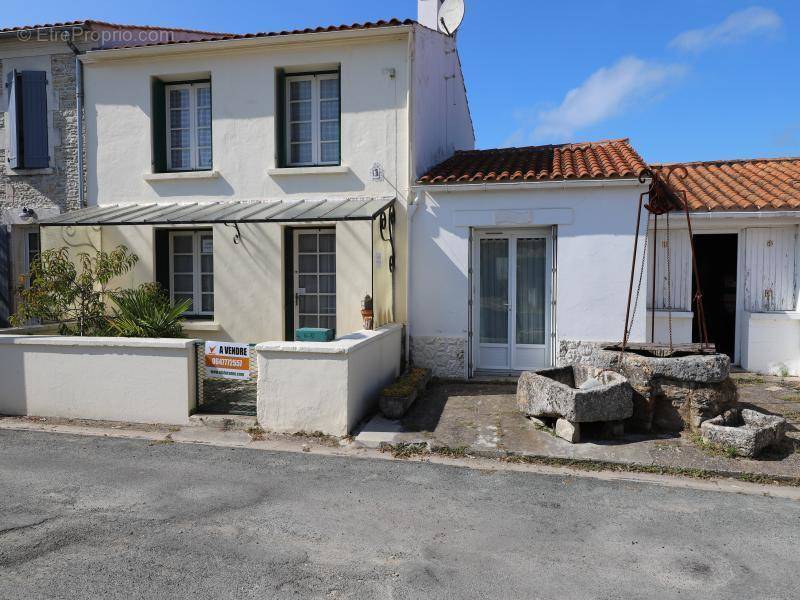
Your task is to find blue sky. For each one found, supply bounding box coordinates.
[4,1,799,163]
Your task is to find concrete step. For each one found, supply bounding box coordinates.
[188,413,258,430]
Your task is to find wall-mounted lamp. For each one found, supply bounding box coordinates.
[18,207,37,222]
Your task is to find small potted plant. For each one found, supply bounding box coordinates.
[361,294,374,330]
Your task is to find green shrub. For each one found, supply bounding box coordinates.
[12,246,138,336]
[108,283,191,338]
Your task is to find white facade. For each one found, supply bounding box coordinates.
[647,212,800,374]
[39,23,474,344]
[409,180,650,378]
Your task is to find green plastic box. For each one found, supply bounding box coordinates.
[295,327,335,342]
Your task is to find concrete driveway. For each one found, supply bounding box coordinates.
[1,429,798,599]
[357,376,800,480]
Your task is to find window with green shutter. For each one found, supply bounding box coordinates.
[151,78,212,173]
[277,69,340,168]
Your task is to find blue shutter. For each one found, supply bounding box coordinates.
[5,69,20,169]
[0,225,11,327]
[20,71,49,168]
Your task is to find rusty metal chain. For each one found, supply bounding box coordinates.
[627,212,649,342]
[665,211,673,349]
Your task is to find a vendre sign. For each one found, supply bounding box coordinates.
[204,341,250,380]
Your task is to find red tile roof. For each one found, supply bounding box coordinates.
[418,138,649,185]
[106,18,416,50]
[652,158,800,212]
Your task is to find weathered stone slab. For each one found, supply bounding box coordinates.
[517,365,633,423]
[555,418,580,443]
[700,408,787,457]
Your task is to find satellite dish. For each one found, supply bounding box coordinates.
[438,0,465,36]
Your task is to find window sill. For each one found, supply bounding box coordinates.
[144,170,220,182]
[267,165,350,176]
[7,167,54,176]
[183,320,221,332]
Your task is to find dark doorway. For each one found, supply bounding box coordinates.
[692,234,738,360]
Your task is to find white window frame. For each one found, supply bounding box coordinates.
[293,228,336,332]
[285,73,340,167]
[166,81,212,172]
[168,230,213,317]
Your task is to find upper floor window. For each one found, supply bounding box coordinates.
[5,70,49,170]
[284,73,340,167]
[166,82,212,171]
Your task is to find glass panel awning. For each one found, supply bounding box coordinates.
[40,197,395,226]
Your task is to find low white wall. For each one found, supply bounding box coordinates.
[0,336,198,425]
[256,324,402,436]
[741,312,800,376]
[647,310,694,345]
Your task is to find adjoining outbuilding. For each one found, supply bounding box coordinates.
[648,158,800,375]
[409,139,651,379]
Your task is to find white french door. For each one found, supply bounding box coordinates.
[474,229,552,372]
[294,228,336,332]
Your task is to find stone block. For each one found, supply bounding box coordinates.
[559,340,738,433]
[700,408,787,457]
[517,365,633,423]
[555,418,580,443]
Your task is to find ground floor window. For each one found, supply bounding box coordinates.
[169,230,213,316]
[294,228,336,330]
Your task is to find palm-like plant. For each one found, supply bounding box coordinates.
[108,283,191,338]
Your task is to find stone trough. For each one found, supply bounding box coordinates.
[700,408,787,457]
[517,365,633,442]
[559,341,738,433]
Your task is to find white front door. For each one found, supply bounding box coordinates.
[294,228,336,332]
[474,229,552,372]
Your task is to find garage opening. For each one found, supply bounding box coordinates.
[692,234,738,359]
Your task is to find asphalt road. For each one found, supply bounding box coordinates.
[1,430,799,599]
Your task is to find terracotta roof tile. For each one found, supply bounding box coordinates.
[652,158,800,212]
[418,138,648,185]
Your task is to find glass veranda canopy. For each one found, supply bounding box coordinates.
[39,197,395,226]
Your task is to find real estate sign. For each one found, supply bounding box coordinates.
[204,341,251,380]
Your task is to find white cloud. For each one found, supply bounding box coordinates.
[530,56,686,142]
[670,6,782,53]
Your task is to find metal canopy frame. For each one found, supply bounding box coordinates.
[39,197,395,227]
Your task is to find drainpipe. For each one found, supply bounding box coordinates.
[405,192,420,364]
[404,27,417,366]
[66,36,86,208]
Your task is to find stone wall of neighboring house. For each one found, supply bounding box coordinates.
[0,51,84,324]
[0,53,83,215]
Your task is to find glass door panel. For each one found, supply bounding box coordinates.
[295,229,336,334]
[516,238,546,345]
[479,239,509,343]
[478,238,510,370]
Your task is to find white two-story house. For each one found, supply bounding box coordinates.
[38,7,474,344]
